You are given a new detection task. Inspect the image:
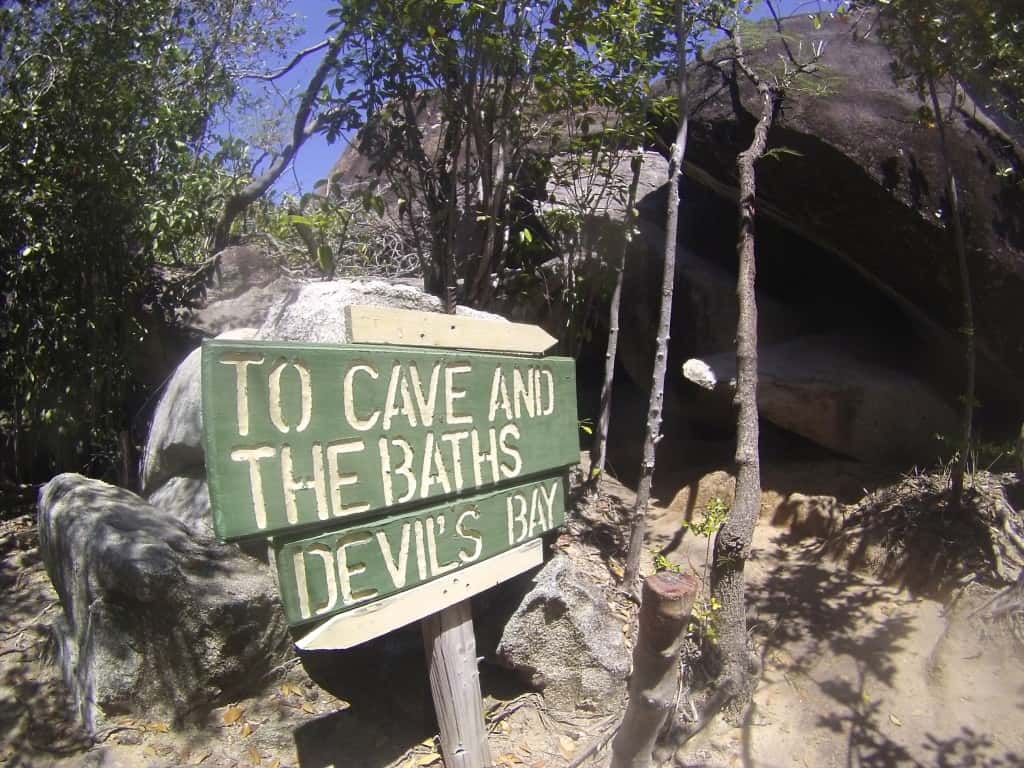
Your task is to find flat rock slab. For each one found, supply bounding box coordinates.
[683,335,957,464]
[38,473,291,733]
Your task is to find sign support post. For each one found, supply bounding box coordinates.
[422,297,494,768]
[422,599,492,767]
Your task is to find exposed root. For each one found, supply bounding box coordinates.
[565,714,622,768]
[820,470,1024,597]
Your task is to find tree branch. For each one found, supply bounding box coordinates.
[211,35,345,252]
[237,39,331,81]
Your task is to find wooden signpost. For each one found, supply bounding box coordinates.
[201,307,578,768]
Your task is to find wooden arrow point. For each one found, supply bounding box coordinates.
[345,306,557,354]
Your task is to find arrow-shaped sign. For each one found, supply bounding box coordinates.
[345,306,557,354]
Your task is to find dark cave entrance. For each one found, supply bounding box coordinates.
[573,175,1018,492]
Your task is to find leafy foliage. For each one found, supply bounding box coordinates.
[874,0,1023,120]
[331,0,685,307]
[0,0,290,481]
[241,190,422,279]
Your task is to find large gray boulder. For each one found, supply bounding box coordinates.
[188,245,298,336]
[496,555,630,714]
[681,12,1024,405]
[544,150,669,224]
[39,474,291,734]
[140,327,257,496]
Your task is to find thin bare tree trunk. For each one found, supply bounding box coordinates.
[623,8,689,594]
[590,147,644,486]
[710,73,773,702]
[927,75,975,511]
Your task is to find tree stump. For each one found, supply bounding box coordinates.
[611,572,697,768]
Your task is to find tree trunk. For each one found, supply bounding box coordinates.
[710,79,773,702]
[590,147,644,487]
[623,8,690,594]
[927,74,974,511]
[610,572,698,768]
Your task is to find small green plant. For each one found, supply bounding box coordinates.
[689,596,722,645]
[682,496,729,538]
[652,553,680,573]
[935,431,1019,483]
[681,496,730,645]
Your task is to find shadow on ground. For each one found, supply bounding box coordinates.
[742,536,1022,768]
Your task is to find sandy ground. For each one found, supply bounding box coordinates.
[1,461,1022,768]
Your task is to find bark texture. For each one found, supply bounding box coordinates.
[927,74,975,511]
[610,573,698,768]
[591,147,645,484]
[212,37,344,252]
[623,10,689,593]
[709,73,773,701]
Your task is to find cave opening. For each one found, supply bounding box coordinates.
[573,174,1016,493]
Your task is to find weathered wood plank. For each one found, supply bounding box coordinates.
[295,538,543,651]
[201,340,578,541]
[422,599,493,768]
[345,306,557,354]
[275,476,565,625]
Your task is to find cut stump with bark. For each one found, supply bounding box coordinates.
[611,572,698,768]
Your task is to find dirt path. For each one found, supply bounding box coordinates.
[647,467,1024,768]
[2,461,1023,767]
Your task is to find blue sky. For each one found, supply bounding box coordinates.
[265,0,839,196]
[265,0,340,197]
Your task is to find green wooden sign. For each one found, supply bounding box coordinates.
[275,475,565,626]
[201,340,578,541]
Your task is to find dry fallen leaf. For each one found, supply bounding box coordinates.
[301,702,316,715]
[240,722,253,738]
[420,737,437,748]
[266,759,281,768]
[416,751,441,766]
[557,736,576,760]
[889,713,903,727]
[246,745,261,766]
[189,750,211,765]
[146,721,170,733]
[279,683,302,698]
[497,754,523,766]
[223,705,244,725]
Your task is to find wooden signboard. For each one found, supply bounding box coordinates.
[275,476,565,625]
[202,310,577,768]
[202,341,578,542]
